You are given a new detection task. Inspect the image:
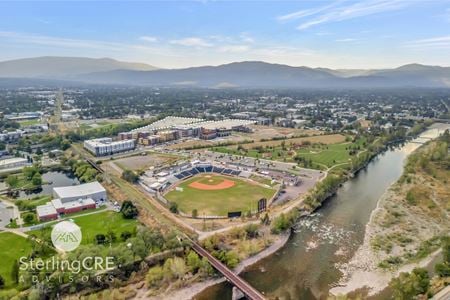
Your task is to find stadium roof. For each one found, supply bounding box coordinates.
[194,119,255,130]
[131,116,204,132]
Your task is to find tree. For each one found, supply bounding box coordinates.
[389,268,429,300]
[106,230,117,243]
[95,234,106,244]
[23,165,39,180]
[191,209,198,218]
[60,139,71,150]
[6,175,18,188]
[224,251,239,268]
[169,257,187,279]
[120,231,132,241]
[32,173,42,186]
[186,250,201,273]
[0,275,4,288]
[122,169,139,183]
[435,237,450,277]
[128,237,148,260]
[169,202,179,214]
[23,213,35,224]
[120,201,139,219]
[146,265,164,287]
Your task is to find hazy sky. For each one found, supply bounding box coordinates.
[1,0,449,69]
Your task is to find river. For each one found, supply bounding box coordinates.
[196,123,449,300]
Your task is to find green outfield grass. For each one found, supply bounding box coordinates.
[0,232,33,288]
[164,174,276,216]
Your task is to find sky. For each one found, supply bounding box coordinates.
[0,0,449,69]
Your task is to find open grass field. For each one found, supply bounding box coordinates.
[164,174,276,216]
[166,126,322,150]
[72,211,137,244]
[233,134,346,150]
[28,211,137,245]
[18,119,41,127]
[213,135,366,170]
[0,232,33,288]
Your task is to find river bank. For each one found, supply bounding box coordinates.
[330,177,444,296]
[331,124,450,297]
[148,232,291,300]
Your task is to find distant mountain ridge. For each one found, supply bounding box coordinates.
[0,57,449,88]
[0,56,158,78]
[79,61,450,88]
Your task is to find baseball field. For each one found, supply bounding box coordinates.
[164,174,276,216]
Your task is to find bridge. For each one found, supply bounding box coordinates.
[86,158,104,173]
[190,240,265,300]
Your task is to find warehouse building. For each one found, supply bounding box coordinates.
[0,157,29,170]
[53,181,107,203]
[36,181,105,221]
[84,137,135,156]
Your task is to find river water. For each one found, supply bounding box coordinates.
[196,124,449,300]
[17,171,79,198]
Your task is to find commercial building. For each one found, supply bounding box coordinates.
[5,112,41,121]
[36,198,96,221]
[84,137,135,156]
[0,130,23,143]
[0,157,29,170]
[121,116,255,146]
[36,181,105,221]
[36,203,58,221]
[53,181,107,203]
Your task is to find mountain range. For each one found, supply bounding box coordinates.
[0,56,157,78]
[0,56,449,88]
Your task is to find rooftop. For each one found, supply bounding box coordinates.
[0,157,28,166]
[131,116,204,132]
[53,181,106,199]
[36,203,57,217]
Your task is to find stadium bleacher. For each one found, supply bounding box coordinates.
[170,164,243,183]
[223,169,233,174]
[212,166,224,173]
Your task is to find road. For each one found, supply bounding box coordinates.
[190,240,265,300]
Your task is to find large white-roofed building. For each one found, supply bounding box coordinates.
[84,137,135,156]
[0,157,29,170]
[131,116,204,133]
[53,181,107,203]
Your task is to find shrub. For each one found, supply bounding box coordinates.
[122,170,139,183]
[121,201,138,219]
[169,202,179,214]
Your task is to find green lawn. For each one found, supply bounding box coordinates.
[213,137,368,170]
[164,174,276,216]
[28,211,137,245]
[0,232,33,288]
[18,119,40,127]
[64,211,136,244]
